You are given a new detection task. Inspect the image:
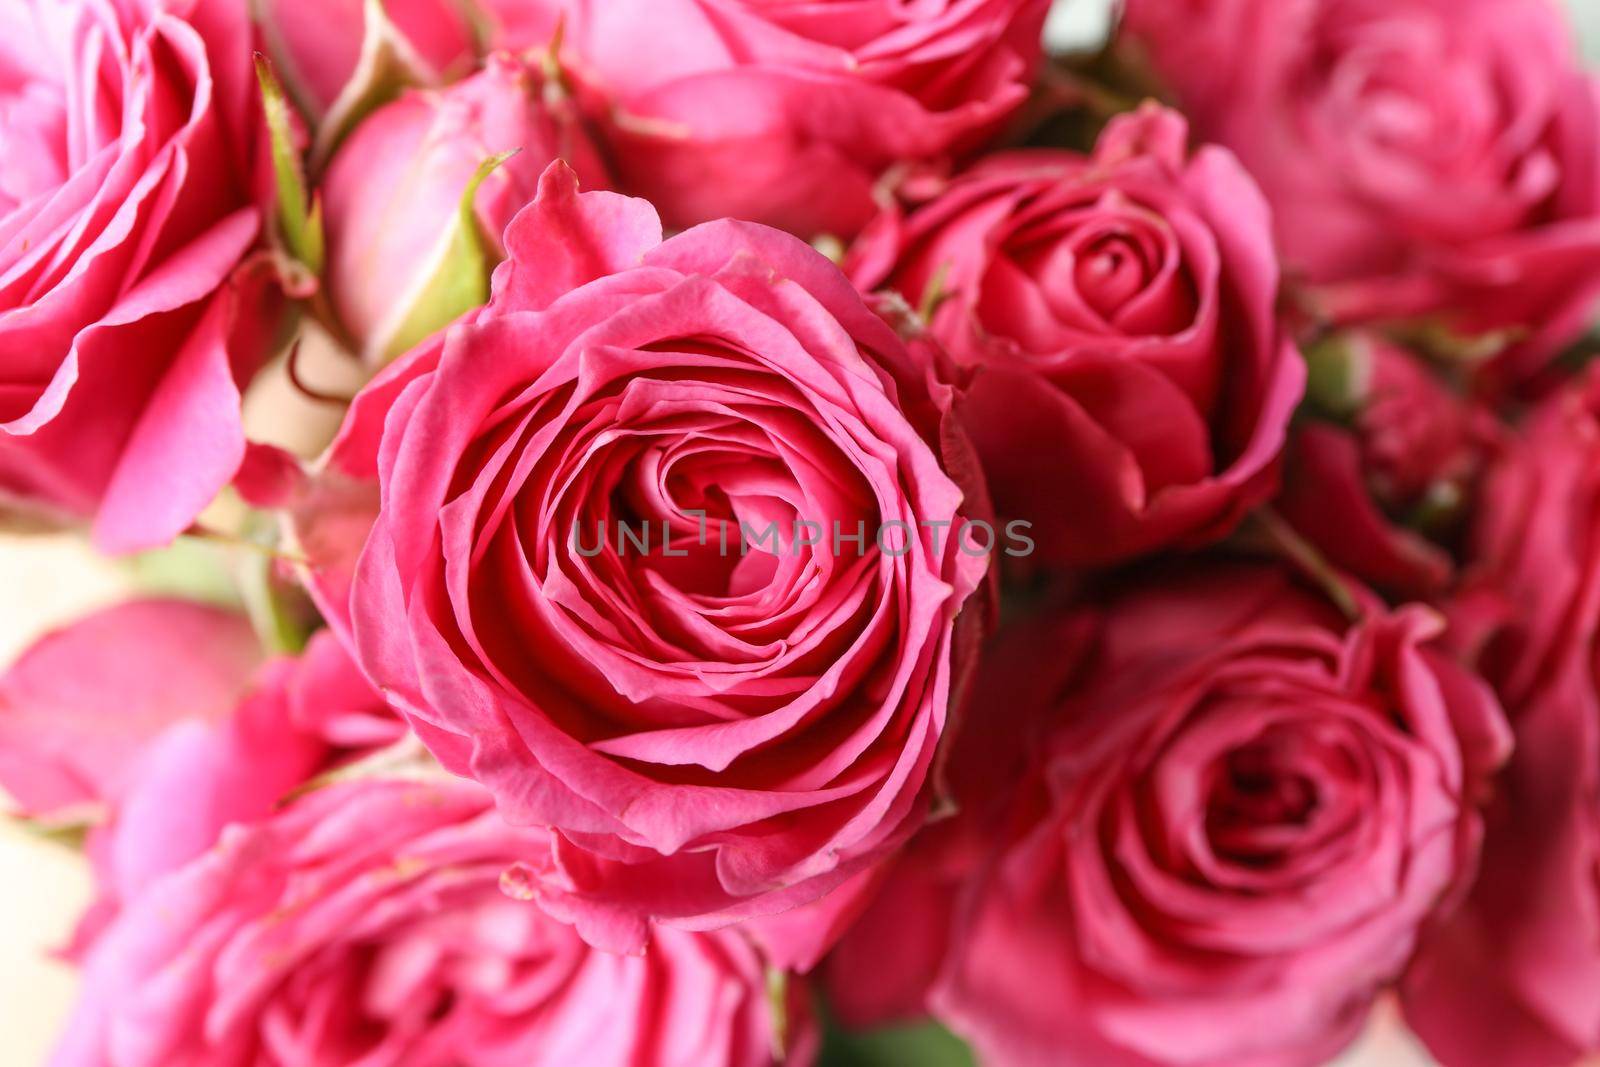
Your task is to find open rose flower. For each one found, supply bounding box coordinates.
[294,161,993,950]
[848,105,1304,565]
[1403,367,1600,1067]
[0,0,273,551]
[53,775,815,1067]
[1278,333,1497,597]
[0,601,396,947]
[1121,0,1600,387]
[932,565,1510,1067]
[535,0,1049,237]
[322,53,610,365]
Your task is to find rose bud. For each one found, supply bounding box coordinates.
[847,104,1305,566]
[0,0,272,551]
[534,0,1050,238]
[1403,366,1600,1067]
[931,565,1510,1067]
[321,54,610,366]
[253,0,481,121]
[1121,0,1600,388]
[48,775,814,1067]
[1278,332,1498,597]
[291,161,993,950]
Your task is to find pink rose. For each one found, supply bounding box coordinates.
[296,161,993,950]
[322,53,611,364]
[1121,0,1600,387]
[931,565,1510,1067]
[1278,333,1498,597]
[847,105,1305,565]
[54,776,815,1067]
[0,602,393,947]
[253,0,481,120]
[536,0,1049,237]
[1402,367,1600,1067]
[0,0,273,551]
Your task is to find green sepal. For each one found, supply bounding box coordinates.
[311,0,439,170]
[255,53,325,273]
[1302,332,1374,420]
[380,150,518,362]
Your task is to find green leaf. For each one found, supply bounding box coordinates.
[254,53,325,273]
[378,150,517,362]
[821,1020,976,1067]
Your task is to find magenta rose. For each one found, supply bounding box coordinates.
[295,161,993,950]
[931,565,1510,1067]
[0,0,273,551]
[322,53,611,365]
[532,0,1048,237]
[847,105,1305,565]
[54,776,814,1067]
[1121,0,1600,387]
[1278,333,1498,597]
[1402,367,1600,1067]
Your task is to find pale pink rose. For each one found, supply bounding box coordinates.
[321,53,611,364]
[932,565,1510,1067]
[847,105,1305,565]
[1278,333,1499,597]
[53,778,815,1067]
[295,161,993,951]
[1403,367,1600,1067]
[0,0,274,550]
[526,0,1049,237]
[1121,0,1600,387]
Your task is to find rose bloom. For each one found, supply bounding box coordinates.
[847,105,1304,565]
[0,600,398,947]
[322,53,610,365]
[50,775,813,1067]
[1121,0,1600,386]
[294,161,993,950]
[930,565,1510,1067]
[1278,333,1496,597]
[1403,366,1600,1067]
[0,0,272,551]
[530,0,1049,237]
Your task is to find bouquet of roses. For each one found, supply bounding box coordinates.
[2,0,1598,1064]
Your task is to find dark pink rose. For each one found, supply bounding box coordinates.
[847,105,1305,565]
[322,53,611,365]
[0,0,272,551]
[821,588,1086,1027]
[1122,0,1600,387]
[1403,367,1600,1067]
[0,603,394,949]
[295,161,994,950]
[932,565,1510,1067]
[54,778,815,1067]
[1278,333,1498,597]
[532,0,1049,237]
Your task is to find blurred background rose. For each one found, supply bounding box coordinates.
[1,2,1597,1065]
